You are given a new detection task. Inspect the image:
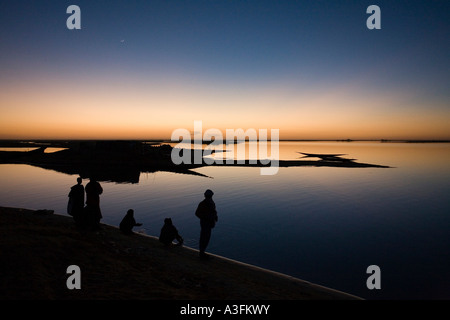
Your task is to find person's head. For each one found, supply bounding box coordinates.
[204,189,214,198]
[164,218,172,225]
[127,209,134,217]
[77,177,82,184]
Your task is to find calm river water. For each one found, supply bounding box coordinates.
[1,141,449,299]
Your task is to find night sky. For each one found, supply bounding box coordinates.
[1,0,449,139]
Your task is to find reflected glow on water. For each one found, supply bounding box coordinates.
[0,141,449,299]
[0,147,68,153]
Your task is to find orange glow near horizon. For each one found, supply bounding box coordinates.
[1,75,450,141]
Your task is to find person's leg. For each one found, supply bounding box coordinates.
[199,227,211,256]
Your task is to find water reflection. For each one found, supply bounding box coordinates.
[0,147,68,153]
[0,141,393,184]
[0,141,449,299]
[30,162,211,184]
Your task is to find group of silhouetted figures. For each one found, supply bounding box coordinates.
[67,177,103,231]
[68,177,218,259]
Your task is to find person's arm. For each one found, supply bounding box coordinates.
[175,228,184,245]
[196,202,205,219]
[213,204,218,221]
[132,217,141,227]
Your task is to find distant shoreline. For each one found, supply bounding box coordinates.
[1,138,449,149]
[0,139,392,183]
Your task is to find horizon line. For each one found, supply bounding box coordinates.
[1,138,450,143]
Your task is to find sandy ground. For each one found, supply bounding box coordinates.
[0,206,361,300]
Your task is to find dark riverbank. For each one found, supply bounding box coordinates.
[0,206,361,300]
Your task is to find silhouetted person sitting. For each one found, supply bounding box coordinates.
[195,189,218,259]
[159,218,183,246]
[85,177,103,230]
[120,209,142,235]
[68,177,85,226]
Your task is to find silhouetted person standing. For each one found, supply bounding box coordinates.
[195,189,218,259]
[85,177,103,230]
[159,218,183,246]
[68,177,84,226]
[120,209,142,235]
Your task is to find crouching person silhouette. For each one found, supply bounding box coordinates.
[159,218,184,246]
[120,209,143,235]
